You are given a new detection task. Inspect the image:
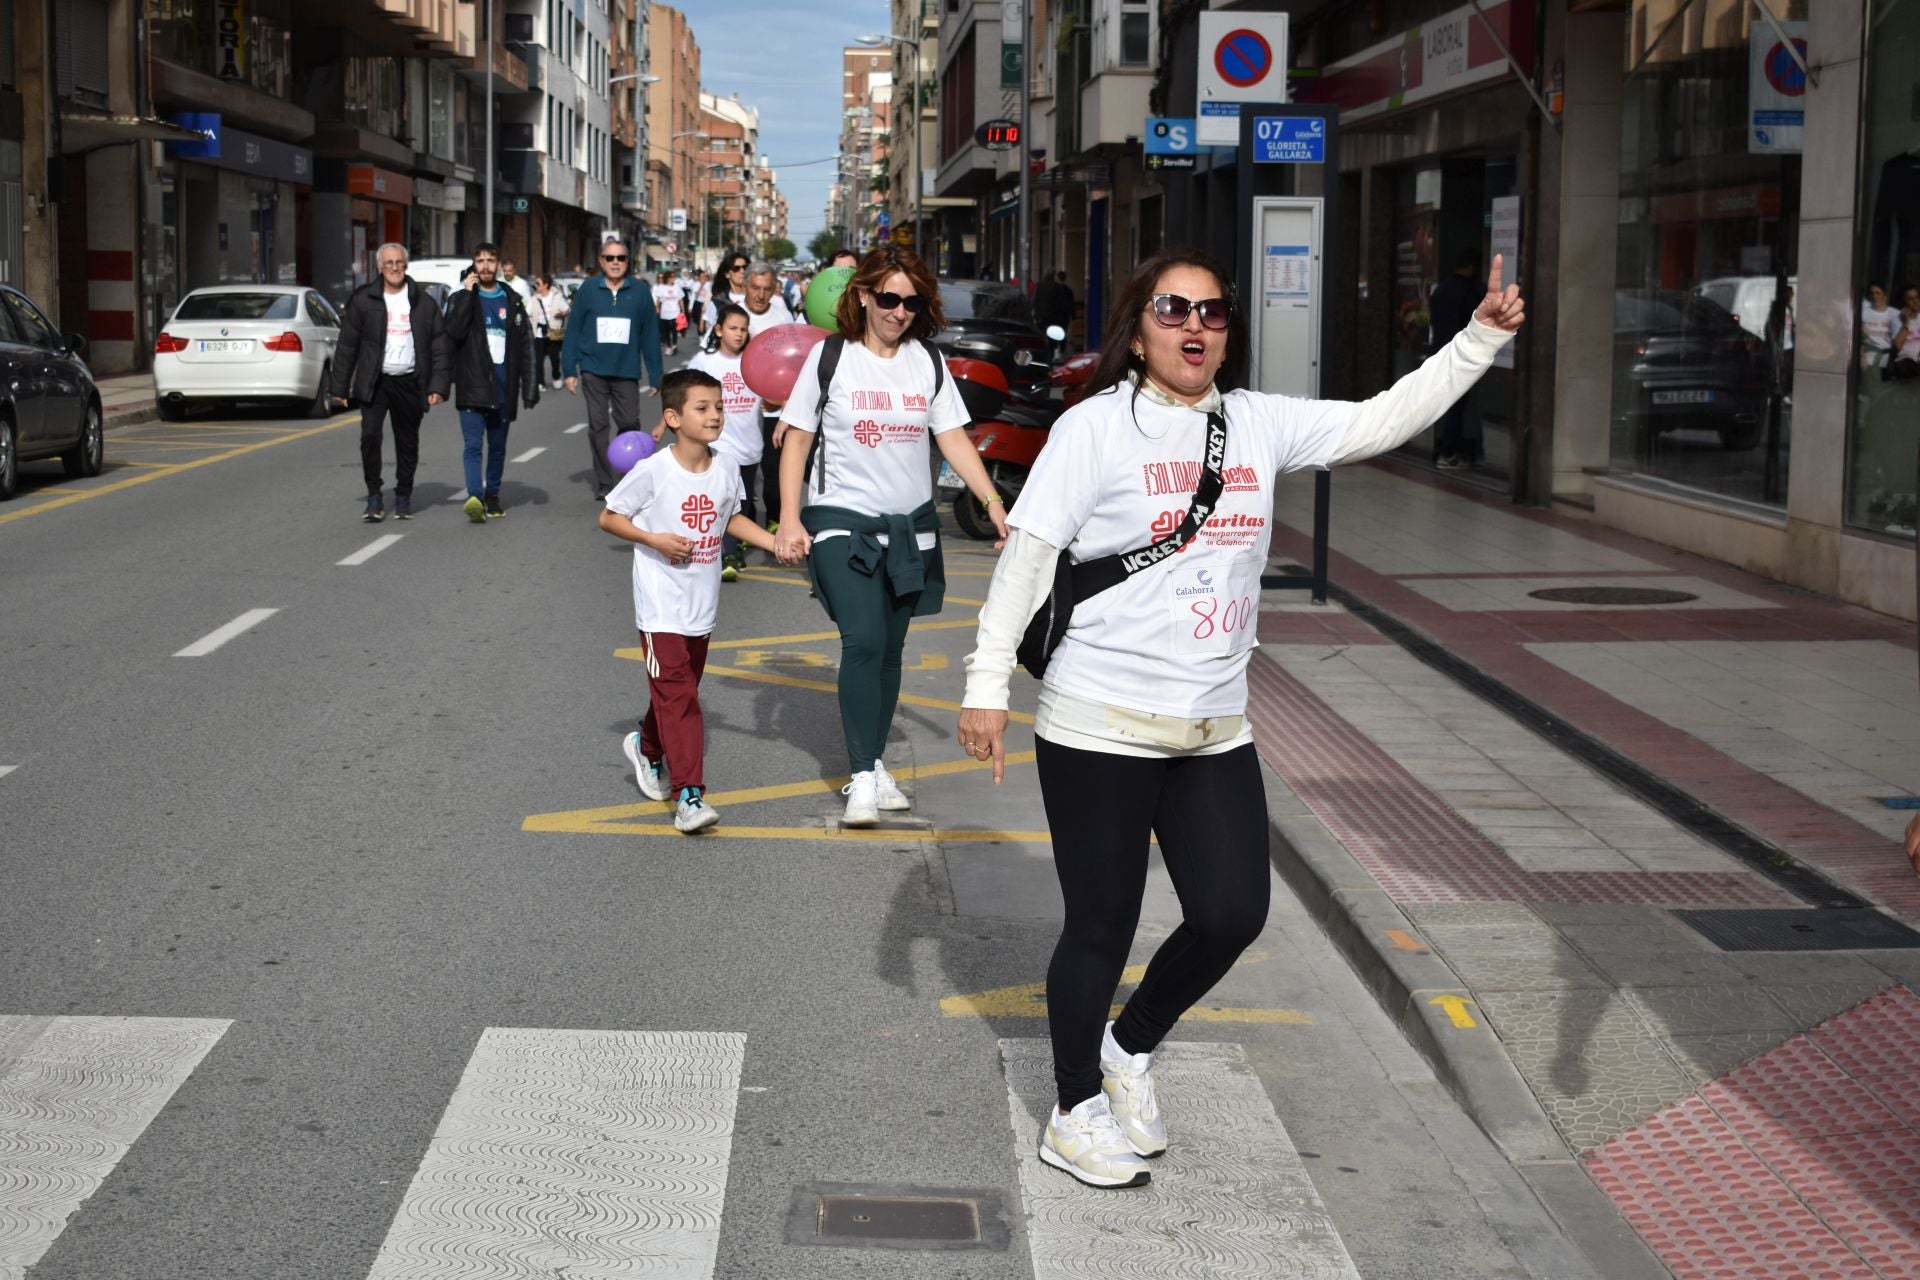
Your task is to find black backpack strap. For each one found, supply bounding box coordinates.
[923,339,945,402]
[804,334,846,494]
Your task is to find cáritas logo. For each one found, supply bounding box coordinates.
[681,493,719,533]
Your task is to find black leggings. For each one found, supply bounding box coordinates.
[1037,737,1271,1111]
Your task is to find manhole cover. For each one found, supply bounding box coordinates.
[1675,908,1920,952]
[1527,586,1701,606]
[785,1182,1010,1251]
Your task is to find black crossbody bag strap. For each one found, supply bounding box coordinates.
[1070,408,1227,599]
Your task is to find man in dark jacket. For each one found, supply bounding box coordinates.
[1035,270,1075,359]
[561,239,661,500]
[330,243,451,522]
[444,242,540,522]
[1428,248,1483,469]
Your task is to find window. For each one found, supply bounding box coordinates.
[305,293,339,327]
[1119,0,1152,67]
[173,292,297,321]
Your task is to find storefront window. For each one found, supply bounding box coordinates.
[1611,0,1804,506]
[1848,0,1918,539]
[150,0,293,99]
[344,59,405,139]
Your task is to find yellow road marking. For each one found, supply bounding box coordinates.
[104,438,253,450]
[697,661,1036,724]
[706,617,979,651]
[735,571,812,588]
[1385,929,1428,952]
[523,750,1042,832]
[904,653,948,671]
[522,821,1053,843]
[731,649,836,669]
[1428,994,1478,1029]
[0,414,354,525]
[941,960,1313,1025]
[109,460,177,469]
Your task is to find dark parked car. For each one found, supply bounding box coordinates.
[1612,290,1771,453]
[934,280,1053,392]
[0,284,102,500]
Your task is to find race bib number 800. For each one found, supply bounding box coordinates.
[1169,560,1260,656]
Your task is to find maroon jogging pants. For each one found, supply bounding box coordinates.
[638,631,711,790]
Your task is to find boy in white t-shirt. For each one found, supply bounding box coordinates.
[598,368,779,833]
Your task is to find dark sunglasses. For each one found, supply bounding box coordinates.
[601,253,628,263]
[1148,293,1231,330]
[726,264,747,273]
[870,289,927,315]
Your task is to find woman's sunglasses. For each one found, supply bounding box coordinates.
[1148,293,1231,330]
[870,290,927,314]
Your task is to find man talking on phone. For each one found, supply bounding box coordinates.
[561,238,662,501]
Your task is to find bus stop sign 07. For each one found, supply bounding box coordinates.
[1251,117,1325,164]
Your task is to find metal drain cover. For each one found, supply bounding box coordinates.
[1527,586,1700,606]
[785,1182,1010,1251]
[1676,908,1920,952]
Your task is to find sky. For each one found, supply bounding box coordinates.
[688,0,892,251]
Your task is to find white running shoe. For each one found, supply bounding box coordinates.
[841,771,880,826]
[673,791,719,833]
[872,761,911,811]
[1039,1094,1151,1189]
[1100,1021,1167,1157]
[623,732,669,801]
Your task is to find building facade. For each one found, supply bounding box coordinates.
[645,4,699,268]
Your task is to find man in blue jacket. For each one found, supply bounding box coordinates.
[562,239,662,500]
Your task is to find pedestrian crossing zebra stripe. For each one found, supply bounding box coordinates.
[0,1015,230,1275]
[1000,1038,1361,1280]
[363,1028,746,1279]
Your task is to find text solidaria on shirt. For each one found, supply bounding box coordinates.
[1144,461,1262,496]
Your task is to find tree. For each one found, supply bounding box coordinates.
[760,236,797,263]
[807,230,841,261]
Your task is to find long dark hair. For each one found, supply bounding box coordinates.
[1087,248,1248,408]
[834,244,947,343]
[714,252,750,301]
[705,302,749,353]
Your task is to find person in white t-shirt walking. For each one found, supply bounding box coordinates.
[600,368,784,833]
[771,245,1006,827]
[654,271,686,357]
[956,247,1525,1190]
[686,303,761,581]
[1862,282,1898,371]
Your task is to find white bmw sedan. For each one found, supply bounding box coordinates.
[152,286,343,419]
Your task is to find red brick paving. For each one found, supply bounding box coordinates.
[1585,988,1920,1280]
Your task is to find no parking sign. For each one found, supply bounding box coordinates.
[1197,12,1289,145]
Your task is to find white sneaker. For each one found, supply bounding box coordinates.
[623,732,669,801]
[673,791,719,833]
[1039,1094,1151,1189]
[872,761,911,811]
[1100,1021,1167,1157]
[841,771,880,826]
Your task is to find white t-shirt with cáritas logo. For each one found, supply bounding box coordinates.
[605,446,746,637]
[686,350,763,468]
[653,283,682,320]
[1008,384,1347,719]
[781,338,968,547]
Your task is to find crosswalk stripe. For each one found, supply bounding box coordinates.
[364,1028,745,1279]
[0,1016,230,1273]
[565,422,588,435]
[1000,1038,1360,1279]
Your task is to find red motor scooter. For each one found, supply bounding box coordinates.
[941,350,1098,541]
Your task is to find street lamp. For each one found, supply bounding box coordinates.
[610,72,659,85]
[856,32,922,254]
[669,129,708,265]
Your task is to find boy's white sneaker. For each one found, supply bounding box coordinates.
[623,732,669,801]
[1100,1021,1167,1157]
[1038,1094,1151,1189]
[841,771,880,827]
[872,761,911,811]
[673,791,719,834]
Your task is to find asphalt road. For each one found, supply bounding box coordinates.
[0,365,1605,1279]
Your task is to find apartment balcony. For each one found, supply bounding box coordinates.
[458,38,529,92]
[376,0,431,33]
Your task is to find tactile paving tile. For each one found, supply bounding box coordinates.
[1583,987,1920,1280]
[1246,654,1791,907]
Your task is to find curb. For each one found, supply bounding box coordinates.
[104,405,157,433]
[1258,765,1672,1280]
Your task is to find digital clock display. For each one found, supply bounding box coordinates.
[974,119,1020,150]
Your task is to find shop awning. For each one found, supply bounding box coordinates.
[644,244,672,262]
[60,113,207,155]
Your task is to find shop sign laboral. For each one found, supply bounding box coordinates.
[215,0,247,81]
[1292,0,1531,124]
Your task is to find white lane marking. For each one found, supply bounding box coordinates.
[0,766,13,780]
[365,1028,745,1279]
[174,608,280,657]
[511,446,546,463]
[337,534,404,567]
[565,422,588,435]
[0,1016,231,1272]
[1001,1038,1361,1279]
[446,491,472,504]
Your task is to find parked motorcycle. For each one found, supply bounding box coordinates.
[940,336,1097,541]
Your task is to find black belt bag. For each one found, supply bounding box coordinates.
[1015,409,1227,679]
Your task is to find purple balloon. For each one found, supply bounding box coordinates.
[607,430,655,476]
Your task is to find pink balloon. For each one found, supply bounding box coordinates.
[740,323,830,403]
[607,430,655,475]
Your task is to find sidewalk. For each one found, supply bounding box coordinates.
[96,369,156,430]
[1251,458,1920,1280]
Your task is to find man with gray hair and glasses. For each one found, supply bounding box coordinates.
[331,243,450,521]
[562,237,661,501]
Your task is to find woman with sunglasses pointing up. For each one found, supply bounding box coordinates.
[956,247,1524,1190]
[771,245,1007,826]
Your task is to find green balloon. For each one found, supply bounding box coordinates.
[806,266,855,330]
